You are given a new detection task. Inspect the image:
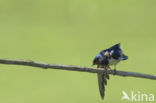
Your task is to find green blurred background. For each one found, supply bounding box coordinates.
[0,0,156,103]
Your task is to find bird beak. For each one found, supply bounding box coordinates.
[91,63,95,67]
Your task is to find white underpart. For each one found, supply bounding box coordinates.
[108,57,120,65]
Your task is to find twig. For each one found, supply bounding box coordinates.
[0,59,155,80]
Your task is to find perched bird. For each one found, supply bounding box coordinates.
[92,43,128,99]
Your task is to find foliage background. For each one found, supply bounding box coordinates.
[0,0,156,103]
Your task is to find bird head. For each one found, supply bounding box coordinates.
[92,54,103,66]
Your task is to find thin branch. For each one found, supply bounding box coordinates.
[0,59,155,80]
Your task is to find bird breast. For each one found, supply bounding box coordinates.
[108,57,120,65]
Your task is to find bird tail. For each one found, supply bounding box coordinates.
[97,73,105,99]
[97,65,109,100]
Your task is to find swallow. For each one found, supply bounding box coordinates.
[92,43,128,99]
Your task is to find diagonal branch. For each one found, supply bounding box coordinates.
[0,59,155,80]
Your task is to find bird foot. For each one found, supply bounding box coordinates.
[113,69,117,75]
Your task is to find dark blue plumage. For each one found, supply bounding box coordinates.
[93,43,128,100]
[93,43,128,67]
